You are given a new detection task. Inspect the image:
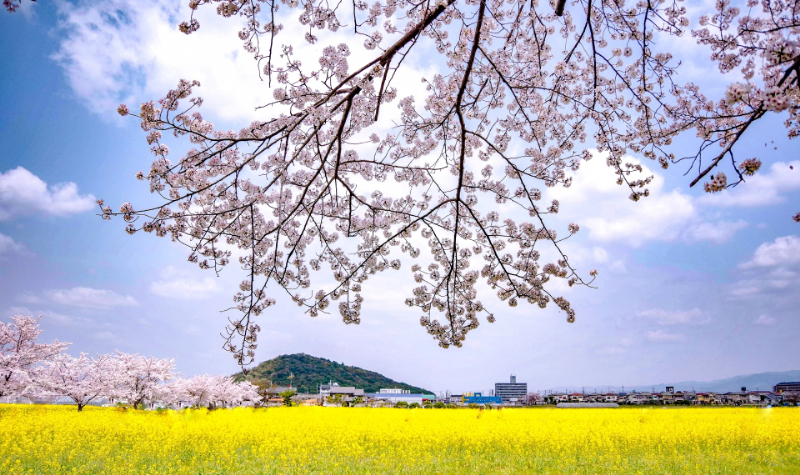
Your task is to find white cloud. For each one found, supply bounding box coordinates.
[681,220,748,244]
[729,269,800,299]
[45,287,139,309]
[608,260,627,274]
[548,152,746,247]
[0,233,26,256]
[637,308,709,325]
[5,306,86,326]
[591,247,609,263]
[753,314,776,326]
[597,346,626,355]
[646,330,686,342]
[52,0,435,129]
[92,331,115,341]
[0,167,95,221]
[557,244,614,270]
[53,0,276,121]
[729,236,800,299]
[16,293,42,304]
[150,266,220,300]
[740,235,800,268]
[15,0,38,19]
[699,161,800,208]
[728,286,760,298]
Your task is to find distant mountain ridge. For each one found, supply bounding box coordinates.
[549,370,800,394]
[233,353,433,394]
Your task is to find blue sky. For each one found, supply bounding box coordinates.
[1,0,799,395]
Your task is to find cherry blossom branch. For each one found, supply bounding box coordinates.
[99,0,800,366]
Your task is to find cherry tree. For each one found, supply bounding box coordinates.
[217,377,261,407]
[201,375,260,407]
[8,0,798,362]
[525,392,543,405]
[166,374,219,407]
[110,351,175,409]
[1,315,70,398]
[167,374,261,408]
[36,352,114,411]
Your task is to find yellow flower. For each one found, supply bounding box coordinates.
[0,404,798,474]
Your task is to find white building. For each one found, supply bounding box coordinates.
[380,388,411,394]
[368,389,435,405]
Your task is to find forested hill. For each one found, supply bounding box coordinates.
[233,353,433,394]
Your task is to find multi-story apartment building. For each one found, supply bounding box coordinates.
[774,382,800,394]
[495,375,527,404]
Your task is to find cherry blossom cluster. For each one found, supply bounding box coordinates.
[2,0,26,13]
[689,0,800,195]
[704,173,728,193]
[738,158,762,176]
[94,0,800,362]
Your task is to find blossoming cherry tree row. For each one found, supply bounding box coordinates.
[1,315,259,410]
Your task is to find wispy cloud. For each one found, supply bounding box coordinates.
[680,220,748,244]
[44,287,139,309]
[597,346,626,355]
[92,331,115,341]
[753,314,776,326]
[730,236,800,300]
[149,266,220,300]
[637,308,710,325]
[0,233,27,256]
[5,306,91,327]
[646,330,686,342]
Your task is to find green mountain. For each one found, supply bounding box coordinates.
[233,353,433,394]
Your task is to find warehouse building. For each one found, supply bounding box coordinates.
[462,392,502,405]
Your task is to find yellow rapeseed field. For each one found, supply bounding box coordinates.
[1,405,798,474]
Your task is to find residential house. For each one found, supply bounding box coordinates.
[695,393,721,405]
[625,393,649,405]
[721,392,747,406]
[746,391,778,406]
